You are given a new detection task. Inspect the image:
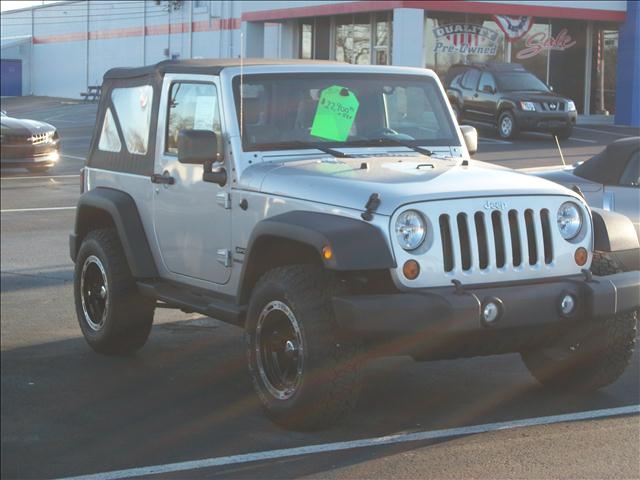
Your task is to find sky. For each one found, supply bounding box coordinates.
[0,0,63,12]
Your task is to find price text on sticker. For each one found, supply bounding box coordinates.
[310,86,360,142]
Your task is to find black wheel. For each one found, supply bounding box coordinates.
[497,110,518,139]
[27,165,51,174]
[521,310,637,391]
[246,265,362,430]
[554,125,573,140]
[74,228,155,355]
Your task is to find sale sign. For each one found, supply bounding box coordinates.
[516,28,577,59]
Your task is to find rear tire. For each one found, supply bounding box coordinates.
[245,265,362,430]
[74,228,155,355]
[497,110,518,139]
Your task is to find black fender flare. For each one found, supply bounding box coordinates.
[238,211,396,301]
[591,208,640,271]
[70,188,158,278]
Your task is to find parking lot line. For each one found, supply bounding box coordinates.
[1,174,79,181]
[57,404,639,480]
[0,206,76,213]
[574,126,636,137]
[62,154,87,161]
[478,137,513,145]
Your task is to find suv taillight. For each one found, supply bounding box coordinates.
[80,167,85,194]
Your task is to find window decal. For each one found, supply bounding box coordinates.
[310,85,359,142]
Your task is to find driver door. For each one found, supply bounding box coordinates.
[152,75,231,284]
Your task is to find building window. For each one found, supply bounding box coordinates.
[590,26,618,114]
[297,13,391,65]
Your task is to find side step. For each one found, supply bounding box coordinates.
[137,280,246,326]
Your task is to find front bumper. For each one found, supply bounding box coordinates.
[333,272,639,358]
[0,142,60,168]
[514,110,577,132]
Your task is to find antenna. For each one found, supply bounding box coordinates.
[240,31,244,141]
[554,134,566,167]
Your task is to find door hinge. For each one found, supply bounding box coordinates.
[216,192,231,209]
[216,249,232,268]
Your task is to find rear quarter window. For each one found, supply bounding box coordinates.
[111,85,153,155]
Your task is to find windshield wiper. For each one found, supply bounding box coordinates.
[277,141,353,158]
[367,137,433,156]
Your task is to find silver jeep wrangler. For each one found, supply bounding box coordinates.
[71,59,639,429]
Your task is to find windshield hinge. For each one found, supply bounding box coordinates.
[361,193,381,221]
[216,192,231,209]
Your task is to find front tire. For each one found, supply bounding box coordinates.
[74,228,155,355]
[553,125,573,140]
[497,110,518,139]
[246,265,362,430]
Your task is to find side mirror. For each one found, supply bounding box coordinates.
[482,85,495,94]
[177,129,227,186]
[548,85,554,91]
[459,125,477,156]
[178,129,218,164]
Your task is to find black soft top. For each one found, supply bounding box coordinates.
[104,58,343,80]
[574,136,640,185]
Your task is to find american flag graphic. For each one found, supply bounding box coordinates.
[445,32,481,47]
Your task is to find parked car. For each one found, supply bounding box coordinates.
[445,62,577,140]
[526,136,640,257]
[0,110,60,173]
[70,59,638,430]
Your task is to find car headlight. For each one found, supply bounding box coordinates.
[395,210,426,250]
[520,101,536,111]
[567,100,576,112]
[557,202,583,240]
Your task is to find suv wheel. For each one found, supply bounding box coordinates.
[74,228,155,355]
[246,265,362,430]
[497,110,518,139]
[553,125,573,140]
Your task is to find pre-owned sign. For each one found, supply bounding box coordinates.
[433,23,501,56]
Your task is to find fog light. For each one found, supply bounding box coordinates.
[574,247,588,266]
[482,301,500,323]
[560,294,576,316]
[403,260,420,280]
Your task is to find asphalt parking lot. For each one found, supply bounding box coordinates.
[1,97,639,479]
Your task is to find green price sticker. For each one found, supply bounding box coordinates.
[310,85,359,142]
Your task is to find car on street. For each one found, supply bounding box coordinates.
[69,59,639,430]
[526,137,640,246]
[0,110,60,173]
[445,62,577,140]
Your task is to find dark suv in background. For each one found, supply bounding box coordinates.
[445,63,577,140]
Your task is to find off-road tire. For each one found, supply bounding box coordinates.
[497,110,519,139]
[74,228,155,355]
[521,309,637,391]
[245,265,362,430]
[590,251,624,276]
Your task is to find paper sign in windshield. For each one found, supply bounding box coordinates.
[310,86,359,142]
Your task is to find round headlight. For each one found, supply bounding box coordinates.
[557,202,583,240]
[395,210,426,250]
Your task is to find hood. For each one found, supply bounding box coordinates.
[503,90,570,102]
[241,155,579,216]
[0,116,56,135]
[523,165,602,193]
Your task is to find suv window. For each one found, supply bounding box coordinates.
[98,108,121,153]
[495,72,548,92]
[461,69,480,90]
[619,151,639,187]
[111,86,153,155]
[478,72,496,92]
[166,82,222,155]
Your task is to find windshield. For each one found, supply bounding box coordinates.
[496,72,549,92]
[233,73,460,151]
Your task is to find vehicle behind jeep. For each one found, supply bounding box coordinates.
[445,62,577,139]
[70,59,639,430]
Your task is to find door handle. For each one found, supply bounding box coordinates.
[150,172,175,185]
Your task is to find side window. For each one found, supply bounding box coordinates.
[166,82,221,155]
[111,86,153,155]
[619,151,639,187]
[478,72,496,92]
[98,108,121,152]
[461,69,480,90]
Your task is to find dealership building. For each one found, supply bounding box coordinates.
[1,0,638,125]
